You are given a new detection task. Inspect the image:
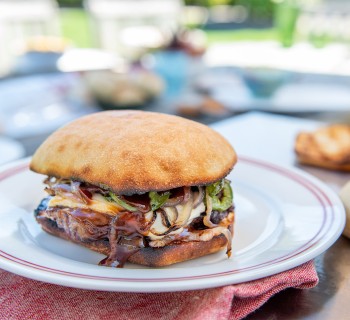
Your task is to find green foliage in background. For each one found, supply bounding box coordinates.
[56,0,274,23]
[56,0,274,13]
[60,9,91,47]
[239,0,274,22]
[185,0,230,5]
[57,0,276,47]
[59,9,277,48]
[185,0,274,20]
[205,28,278,43]
[57,0,83,7]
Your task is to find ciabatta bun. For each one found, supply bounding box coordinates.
[30,111,237,194]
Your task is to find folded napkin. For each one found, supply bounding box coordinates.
[0,261,318,320]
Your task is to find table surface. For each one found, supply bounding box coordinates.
[6,104,350,319]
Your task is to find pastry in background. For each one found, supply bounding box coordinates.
[295,124,350,171]
[84,69,164,109]
[176,93,229,118]
[10,36,70,75]
[24,36,69,53]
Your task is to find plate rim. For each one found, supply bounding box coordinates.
[0,156,345,292]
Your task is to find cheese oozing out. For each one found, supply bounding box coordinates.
[48,193,123,215]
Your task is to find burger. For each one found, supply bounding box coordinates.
[30,111,237,268]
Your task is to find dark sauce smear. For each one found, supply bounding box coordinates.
[99,211,152,268]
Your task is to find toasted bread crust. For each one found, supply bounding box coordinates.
[295,125,350,171]
[38,217,228,267]
[30,111,237,194]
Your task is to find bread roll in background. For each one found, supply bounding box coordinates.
[295,124,350,171]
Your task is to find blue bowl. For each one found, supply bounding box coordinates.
[240,67,292,98]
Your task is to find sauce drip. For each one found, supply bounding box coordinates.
[99,211,151,268]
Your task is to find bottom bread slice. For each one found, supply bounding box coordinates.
[38,217,228,267]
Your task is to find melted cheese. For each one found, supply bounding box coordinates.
[189,202,205,222]
[48,194,122,215]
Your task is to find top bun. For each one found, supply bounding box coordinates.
[30,111,237,194]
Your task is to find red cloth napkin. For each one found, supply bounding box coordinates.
[0,261,318,320]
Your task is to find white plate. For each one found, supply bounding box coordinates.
[0,157,345,292]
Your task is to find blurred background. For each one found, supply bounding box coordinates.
[1,0,350,163]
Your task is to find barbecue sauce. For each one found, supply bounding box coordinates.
[99,211,152,268]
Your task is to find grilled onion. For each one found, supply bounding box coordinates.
[203,188,217,228]
[193,186,204,208]
[163,187,191,207]
[175,192,193,227]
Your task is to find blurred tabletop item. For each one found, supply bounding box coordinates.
[0,72,98,154]
[204,41,350,75]
[56,48,123,73]
[83,67,164,109]
[0,0,60,76]
[184,41,350,114]
[6,47,122,77]
[193,66,350,113]
[0,136,25,165]
[273,0,300,48]
[10,36,69,76]
[144,29,206,99]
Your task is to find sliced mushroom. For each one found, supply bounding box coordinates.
[163,207,178,225]
[158,209,171,228]
[149,210,170,236]
[144,210,156,223]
